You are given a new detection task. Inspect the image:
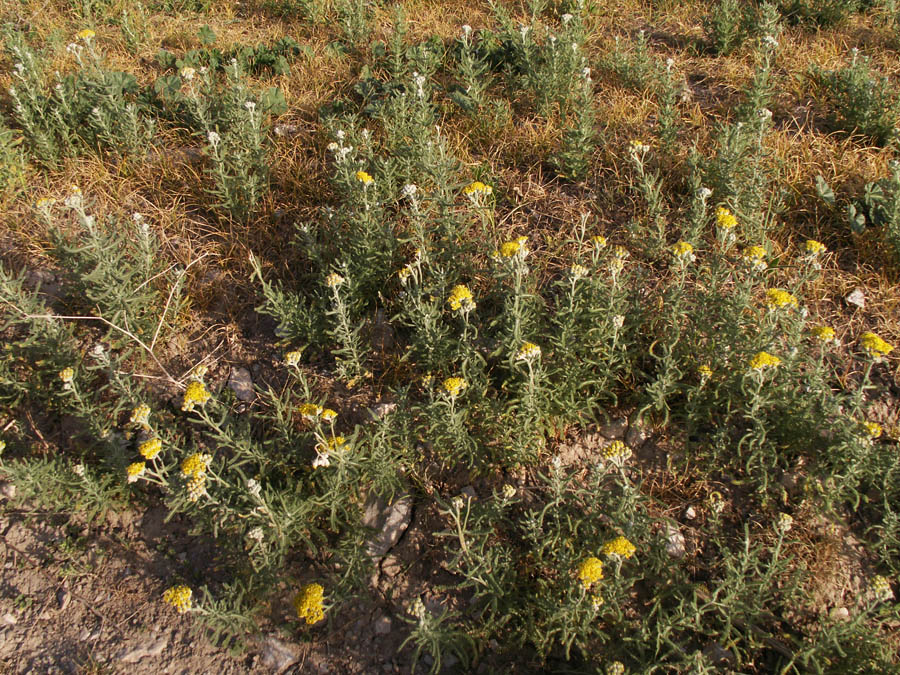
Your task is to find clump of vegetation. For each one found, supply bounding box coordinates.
[0,2,899,673]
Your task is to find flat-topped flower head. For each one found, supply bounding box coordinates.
[515,342,541,363]
[181,380,211,412]
[321,408,337,423]
[749,351,781,371]
[592,234,607,248]
[163,585,193,613]
[299,403,323,422]
[126,462,146,483]
[811,325,837,345]
[496,235,528,259]
[765,288,798,309]
[284,350,303,367]
[860,332,894,359]
[325,272,345,288]
[59,367,74,384]
[187,474,207,501]
[629,139,651,154]
[139,438,162,460]
[602,440,631,465]
[463,181,493,198]
[577,557,604,589]
[315,435,347,455]
[606,662,625,675]
[698,364,713,381]
[871,575,894,603]
[671,241,695,262]
[294,583,325,625]
[77,29,95,40]
[181,452,212,478]
[129,404,151,428]
[602,535,636,559]
[570,263,589,279]
[805,239,826,255]
[180,66,196,81]
[442,377,467,398]
[355,170,374,186]
[742,246,767,271]
[862,421,882,440]
[716,207,737,229]
[447,285,476,312]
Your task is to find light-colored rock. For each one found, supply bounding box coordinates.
[684,506,696,520]
[259,636,300,673]
[666,524,686,559]
[830,606,850,621]
[0,481,16,500]
[117,636,167,663]
[1,613,17,626]
[845,288,865,308]
[363,493,413,560]
[228,367,255,402]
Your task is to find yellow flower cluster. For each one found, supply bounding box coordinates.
[163,585,193,614]
[515,342,542,362]
[698,364,713,381]
[811,326,837,344]
[606,662,625,675]
[130,404,151,428]
[570,263,589,279]
[805,239,826,255]
[497,235,528,259]
[862,421,883,439]
[671,241,694,258]
[181,380,211,412]
[463,181,493,197]
[749,351,781,371]
[294,583,325,625]
[602,535,636,559]
[77,29,95,40]
[355,170,373,186]
[742,246,767,271]
[577,557,604,589]
[321,408,337,423]
[325,272,345,288]
[775,512,793,533]
[602,440,631,463]
[592,235,607,248]
[871,575,894,602]
[716,207,737,229]
[59,367,74,384]
[126,462,146,483]
[860,332,894,358]
[299,403,324,421]
[139,438,162,460]
[182,453,212,478]
[765,288,798,309]
[285,350,303,366]
[442,377,467,398]
[447,285,476,312]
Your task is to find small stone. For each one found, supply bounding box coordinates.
[666,524,686,559]
[117,637,168,663]
[274,124,300,138]
[363,493,413,561]
[598,418,627,440]
[228,367,255,402]
[684,506,696,520]
[374,615,392,635]
[845,288,865,308]
[57,588,70,611]
[259,636,300,673]
[625,418,648,448]
[1,613,17,626]
[0,481,16,500]
[381,554,403,578]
